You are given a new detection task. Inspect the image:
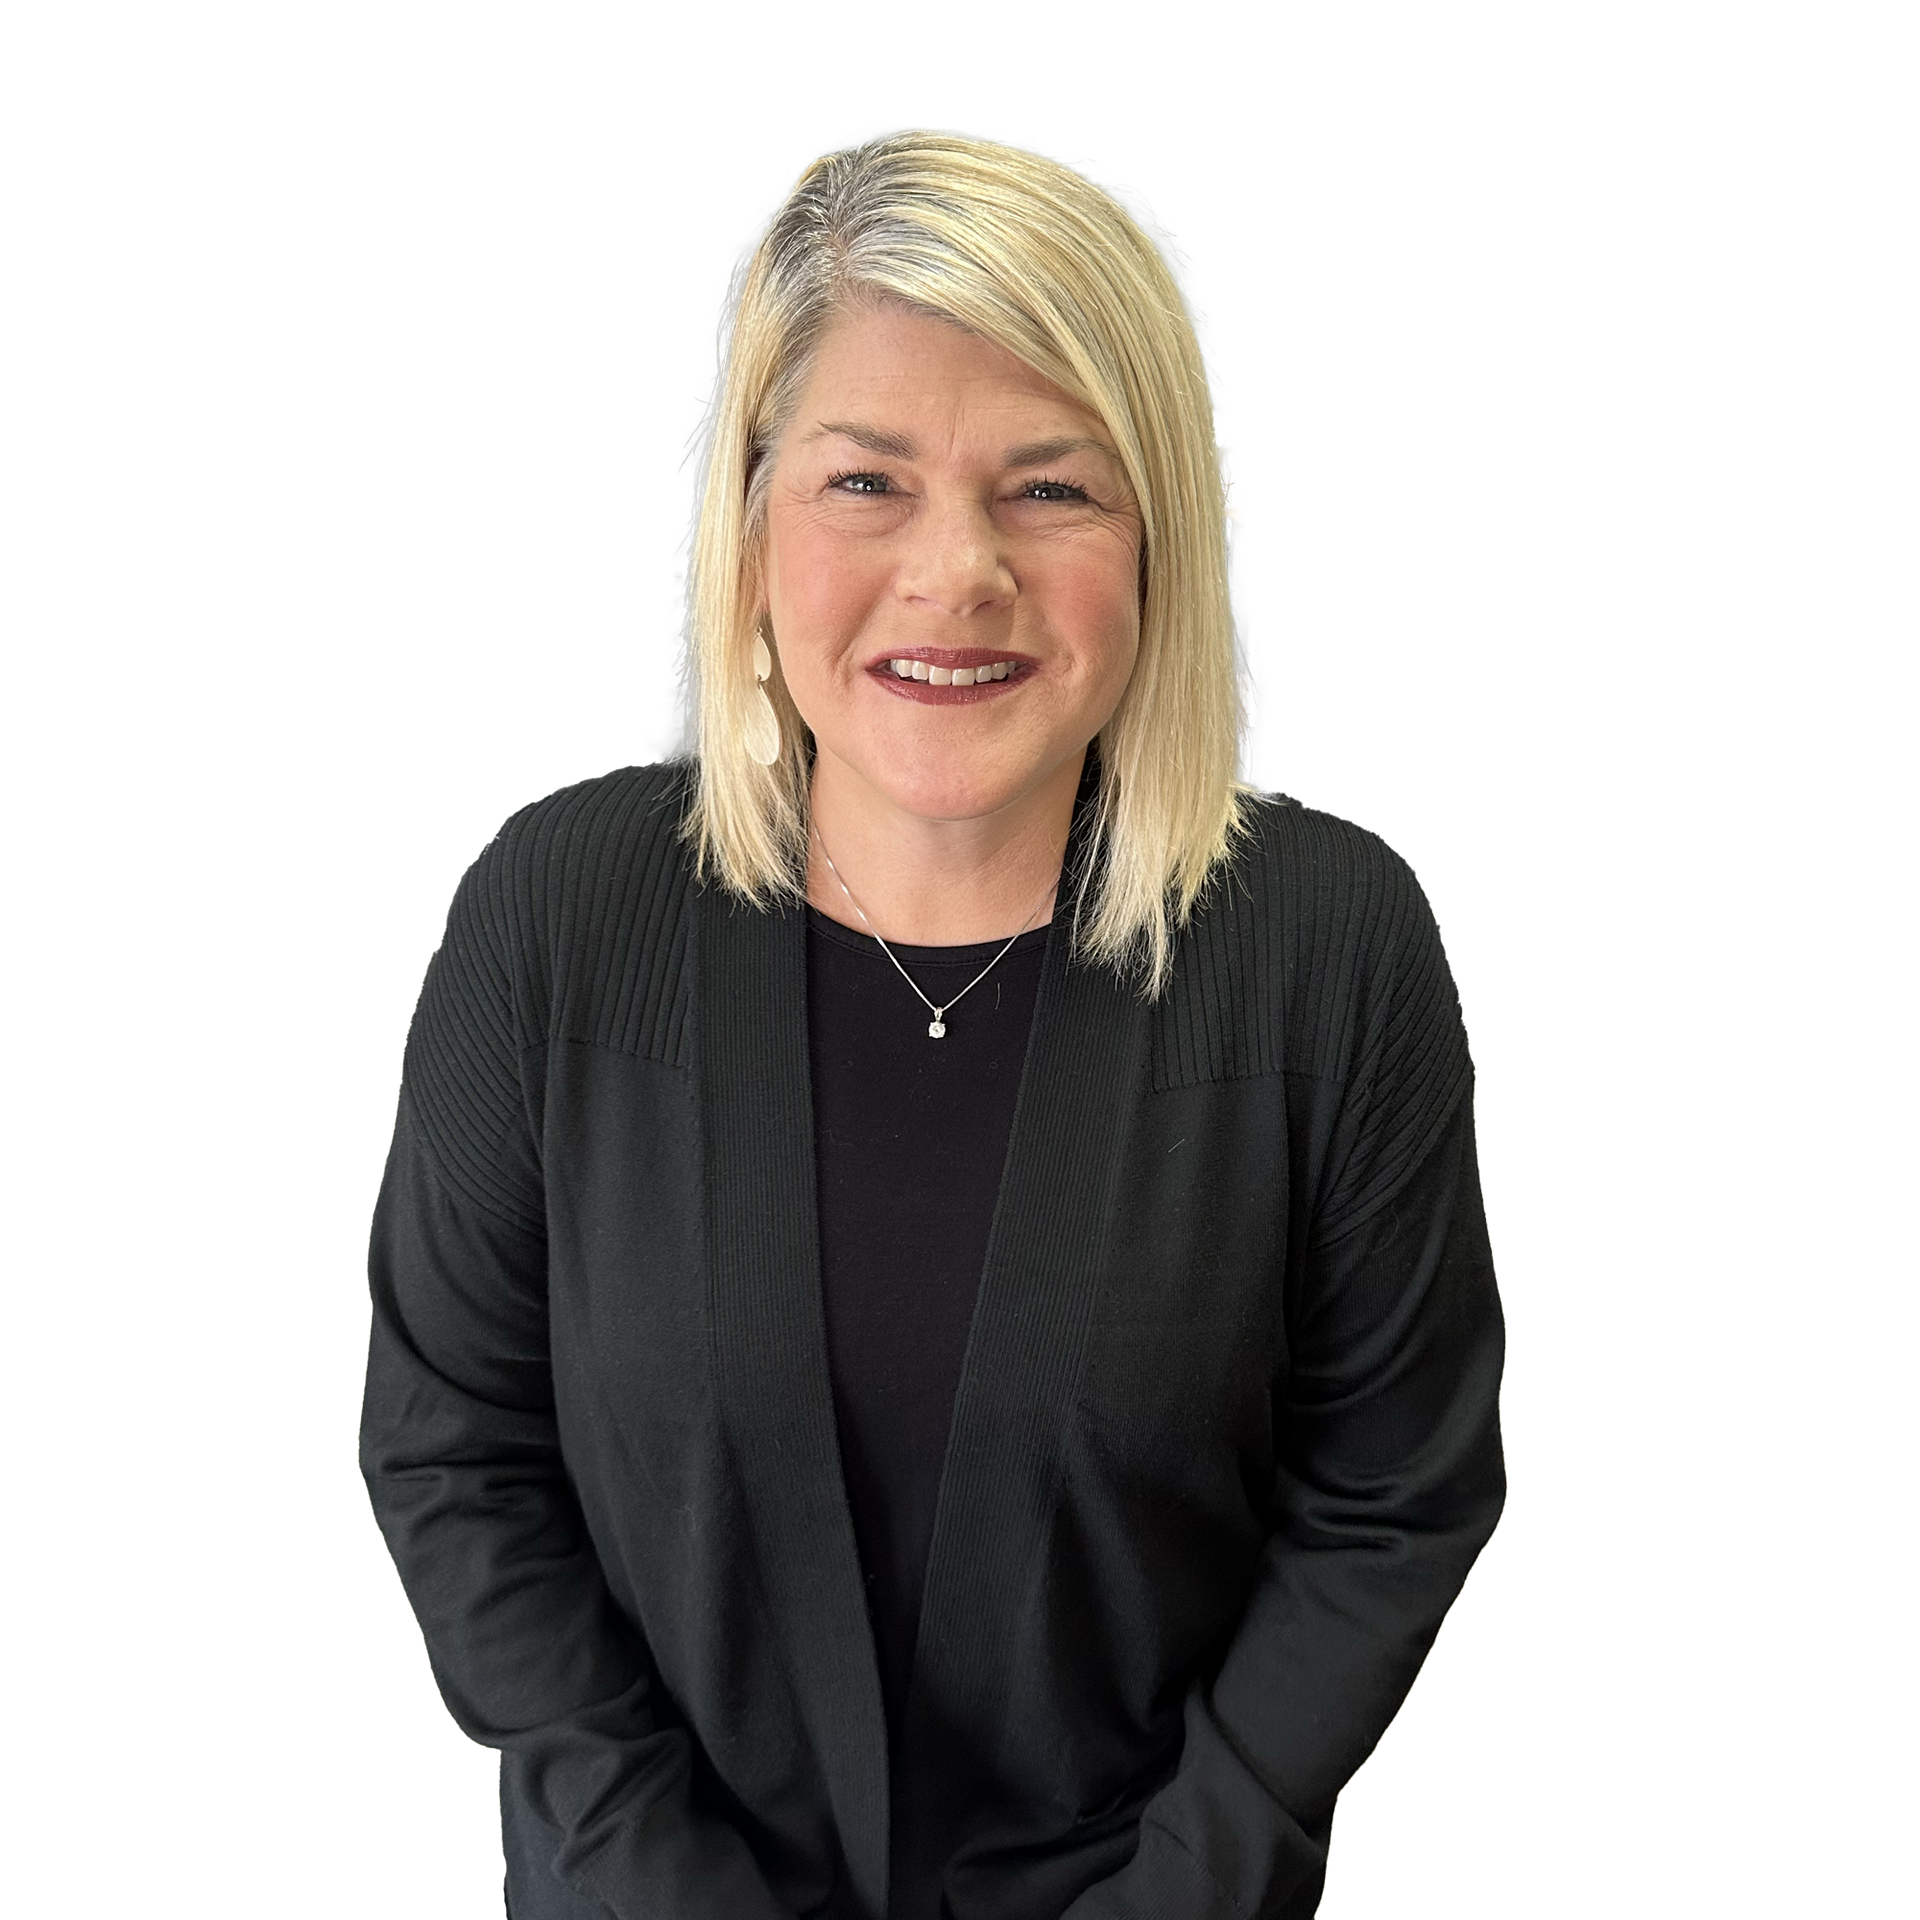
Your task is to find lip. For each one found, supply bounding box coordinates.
[871,664,1036,718]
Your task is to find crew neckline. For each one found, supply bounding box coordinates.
[805,903,1054,966]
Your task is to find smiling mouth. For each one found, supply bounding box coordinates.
[888,657,1013,685]
[867,649,1031,702]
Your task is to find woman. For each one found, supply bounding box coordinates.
[361,132,1505,1920]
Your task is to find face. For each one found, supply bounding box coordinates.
[759,300,1143,830]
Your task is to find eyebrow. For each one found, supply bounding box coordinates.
[801,422,1121,469]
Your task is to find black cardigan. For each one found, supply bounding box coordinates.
[360,762,1506,1920]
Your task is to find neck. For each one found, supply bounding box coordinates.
[806,749,1084,946]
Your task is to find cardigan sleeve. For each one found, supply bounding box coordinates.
[358,834,795,1920]
[1065,856,1507,1920]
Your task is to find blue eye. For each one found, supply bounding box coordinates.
[828,471,891,494]
[1024,479,1089,502]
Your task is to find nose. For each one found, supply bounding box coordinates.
[894,497,1015,620]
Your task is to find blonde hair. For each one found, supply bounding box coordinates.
[684,131,1244,993]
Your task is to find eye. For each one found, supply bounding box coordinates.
[829,470,1098,506]
[1021,478,1091,503]
[827,470,892,495]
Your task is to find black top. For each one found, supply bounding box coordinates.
[805,906,1050,1751]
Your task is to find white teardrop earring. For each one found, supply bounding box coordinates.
[745,624,782,766]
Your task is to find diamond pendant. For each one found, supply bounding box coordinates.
[928,1017,947,1039]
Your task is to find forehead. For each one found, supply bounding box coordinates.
[791,301,1105,442]
[787,307,1128,483]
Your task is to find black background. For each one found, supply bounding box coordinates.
[303,90,1620,1920]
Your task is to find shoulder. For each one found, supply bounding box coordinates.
[1190,791,1459,1090]
[444,761,699,1060]
[466,760,696,896]
[450,761,696,930]
[1231,790,1437,949]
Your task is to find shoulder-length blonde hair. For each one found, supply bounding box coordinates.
[684,131,1244,994]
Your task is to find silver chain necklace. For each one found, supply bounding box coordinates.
[811,824,1056,1039]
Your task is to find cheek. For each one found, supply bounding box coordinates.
[766,518,883,654]
[1036,542,1143,677]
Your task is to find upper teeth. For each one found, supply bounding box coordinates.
[890,659,1012,683]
